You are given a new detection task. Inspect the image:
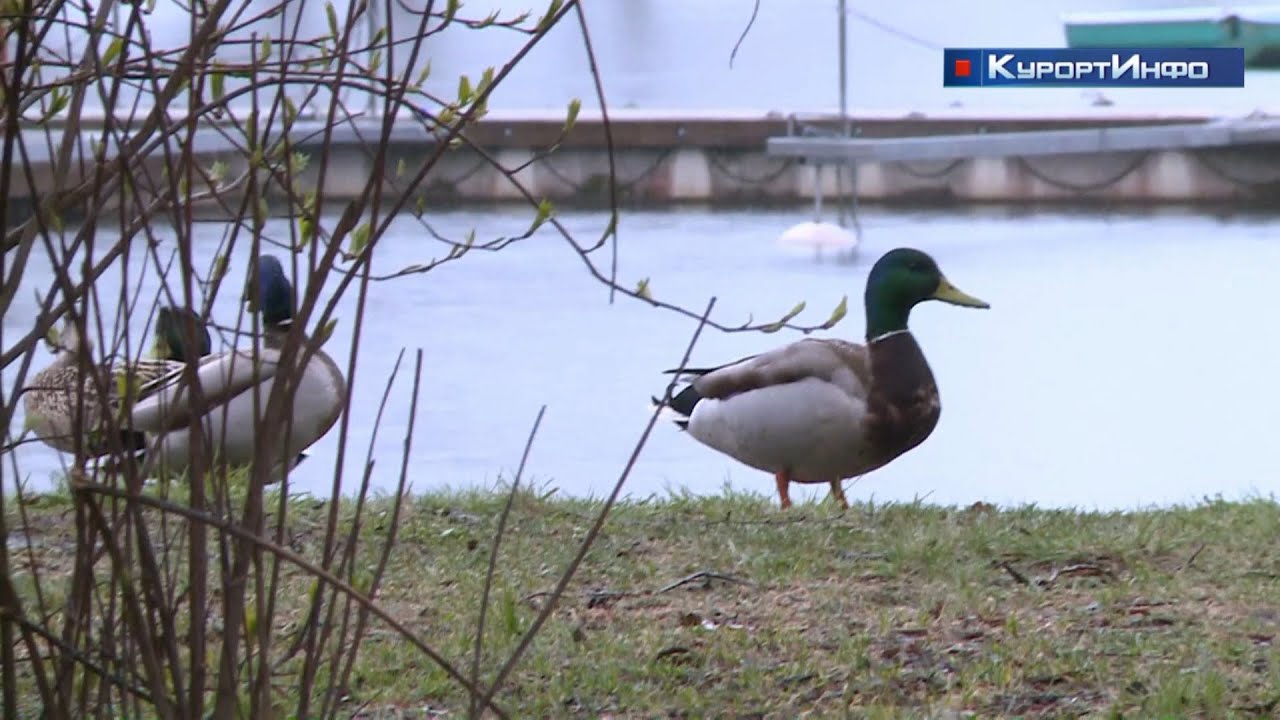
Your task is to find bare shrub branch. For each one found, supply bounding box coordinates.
[0,0,848,715]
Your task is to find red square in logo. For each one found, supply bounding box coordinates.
[954,59,972,77]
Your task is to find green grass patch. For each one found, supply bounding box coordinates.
[6,486,1280,718]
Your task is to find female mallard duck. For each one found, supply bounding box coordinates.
[22,306,212,456]
[655,247,988,510]
[127,254,347,479]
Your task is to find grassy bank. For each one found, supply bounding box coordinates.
[6,486,1280,718]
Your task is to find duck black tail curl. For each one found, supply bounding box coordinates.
[649,384,703,431]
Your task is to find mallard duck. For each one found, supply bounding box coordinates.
[654,247,988,510]
[22,306,212,456]
[128,254,346,479]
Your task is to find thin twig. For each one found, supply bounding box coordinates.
[1181,543,1207,573]
[997,561,1031,586]
[570,1,620,305]
[729,0,762,68]
[1043,562,1112,587]
[0,607,154,705]
[311,343,407,718]
[69,478,512,720]
[329,349,425,719]
[470,405,547,719]
[658,571,756,594]
[77,477,177,718]
[478,297,719,712]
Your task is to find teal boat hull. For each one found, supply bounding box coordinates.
[1063,6,1280,68]
[1239,16,1280,66]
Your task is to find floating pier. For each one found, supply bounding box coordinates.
[766,117,1280,162]
[9,109,1280,211]
[764,111,1280,206]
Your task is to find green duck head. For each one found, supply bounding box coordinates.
[863,247,989,339]
[154,306,213,361]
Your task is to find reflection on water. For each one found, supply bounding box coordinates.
[5,205,1280,511]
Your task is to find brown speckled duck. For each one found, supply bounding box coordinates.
[22,306,212,456]
[655,247,989,509]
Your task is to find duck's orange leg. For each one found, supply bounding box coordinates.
[774,471,793,509]
[828,480,849,510]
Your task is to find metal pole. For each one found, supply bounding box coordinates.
[838,0,848,127]
[836,0,849,225]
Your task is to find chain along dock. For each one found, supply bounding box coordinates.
[11,108,1280,213]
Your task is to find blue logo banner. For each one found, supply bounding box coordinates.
[943,48,1246,87]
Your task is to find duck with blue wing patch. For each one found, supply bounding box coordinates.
[654,248,988,510]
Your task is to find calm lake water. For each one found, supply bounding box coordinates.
[56,0,1280,117]
[6,206,1280,510]
[15,1,1280,508]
